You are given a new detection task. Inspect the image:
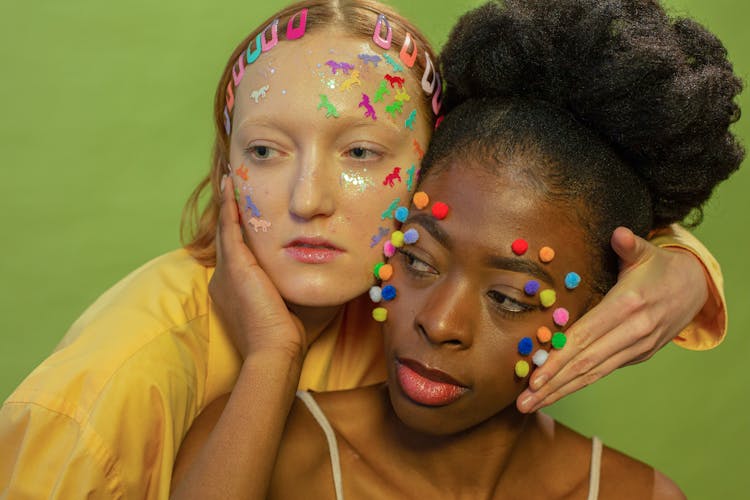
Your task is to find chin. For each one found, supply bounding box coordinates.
[276,277,371,308]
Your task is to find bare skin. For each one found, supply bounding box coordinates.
[172,163,686,499]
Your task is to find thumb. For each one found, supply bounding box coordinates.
[611,226,654,272]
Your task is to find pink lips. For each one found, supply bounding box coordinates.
[396,359,468,407]
[284,237,343,264]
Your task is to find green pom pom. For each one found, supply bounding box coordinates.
[551,332,567,349]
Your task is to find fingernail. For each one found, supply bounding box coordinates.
[220,175,227,192]
[519,396,534,412]
[531,374,547,391]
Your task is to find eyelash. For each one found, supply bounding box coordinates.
[398,249,437,277]
[345,145,383,161]
[399,250,536,318]
[244,144,279,161]
[486,290,536,318]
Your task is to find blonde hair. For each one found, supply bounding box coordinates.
[180,0,439,266]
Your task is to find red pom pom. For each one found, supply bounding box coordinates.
[511,238,528,255]
[432,202,450,220]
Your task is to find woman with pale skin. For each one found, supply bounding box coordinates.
[0,0,731,497]
[172,2,741,496]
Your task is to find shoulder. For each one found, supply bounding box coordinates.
[598,446,685,499]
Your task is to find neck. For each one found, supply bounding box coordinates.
[383,391,531,494]
[287,302,344,347]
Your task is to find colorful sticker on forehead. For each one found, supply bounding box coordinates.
[394,89,411,102]
[326,60,355,75]
[317,94,339,118]
[340,170,374,192]
[382,53,403,73]
[385,100,404,119]
[374,81,390,103]
[358,53,381,67]
[385,74,405,89]
[340,70,361,92]
[382,167,402,187]
[250,85,270,103]
[358,94,377,121]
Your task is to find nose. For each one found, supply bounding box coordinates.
[288,149,336,220]
[414,278,476,348]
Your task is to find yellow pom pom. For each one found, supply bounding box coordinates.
[391,230,405,248]
[515,360,530,378]
[539,289,557,308]
[372,307,388,322]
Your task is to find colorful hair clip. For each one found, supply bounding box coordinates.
[399,32,418,68]
[231,54,246,87]
[261,19,279,52]
[226,82,235,112]
[286,8,308,40]
[421,52,437,94]
[223,106,231,135]
[246,33,263,65]
[372,14,393,49]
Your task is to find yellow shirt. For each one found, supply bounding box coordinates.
[0,226,725,499]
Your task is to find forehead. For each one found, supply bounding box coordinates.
[418,163,590,271]
[233,31,427,119]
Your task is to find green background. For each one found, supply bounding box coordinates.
[1,1,747,497]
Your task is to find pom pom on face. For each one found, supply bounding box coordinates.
[539,246,555,263]
[552,307,569,327]
[539,289,557,308]
[532,349,549,367]
[403,228,419,244]
[511,239,528,255]
[536,326,552,343]
[381,285,397,301]
[391,230,405,248]
[565,272,582,290]
[551,332,567,349]
[431,201,450,219]
[524,280,540,296]
[515,360,530,378]
[372,307,388,322]
[395,206,409,222]
[369,285,382,303]
[383,241,396,257]
[518,337,534,356]
[413,191,429,209]
[378,263,394,281]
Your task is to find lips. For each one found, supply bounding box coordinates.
[396,358,468,407]
[284,237,343,264]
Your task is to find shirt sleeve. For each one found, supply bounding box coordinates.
[648,223,726,350]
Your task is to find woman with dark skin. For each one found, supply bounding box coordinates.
[171,1,742,498]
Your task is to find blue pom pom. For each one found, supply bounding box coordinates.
[395,207,409,223]
[381,285,397,301]
[403,228,419,244]
[565,272,581,290]
[518,337,534,356]
[524,280,540,296]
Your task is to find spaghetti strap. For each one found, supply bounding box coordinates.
[296,391,345,500]
[587,436,603,500]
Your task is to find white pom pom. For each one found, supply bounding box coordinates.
[369,286,383,303]
[532,349,549,367]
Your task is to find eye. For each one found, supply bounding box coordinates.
[245,144,279,161]
[487,290,534,315]
[345,145,382,161]
[399,249,437,276]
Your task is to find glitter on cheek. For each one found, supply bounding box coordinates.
[340,170,375,192]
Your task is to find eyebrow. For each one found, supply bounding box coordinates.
[406,213,555,285]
